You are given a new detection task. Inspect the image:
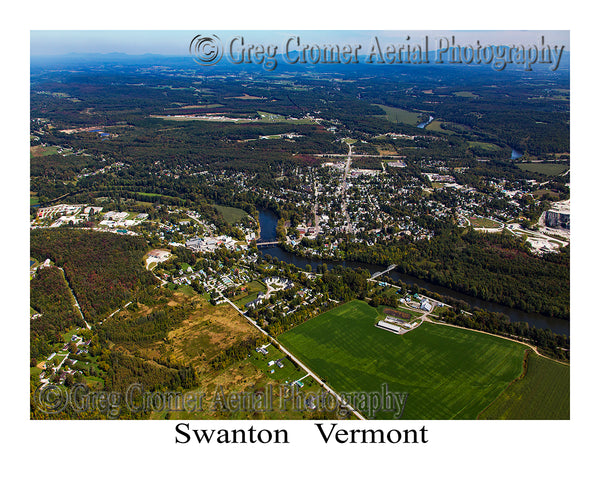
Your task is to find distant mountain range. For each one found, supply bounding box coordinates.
[31,47,570,74]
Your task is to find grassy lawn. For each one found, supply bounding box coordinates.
[517,163,569,176]
[30,145,60,157]
[372,104,421,125]
[233,280,266,308]
[214,204,249,224]
[174,284,196,296]
[248,344,306,384]
[478,352,569,419]
[61,327,82,343]
[278,300,526,419]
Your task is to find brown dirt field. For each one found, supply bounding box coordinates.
[376,146,397,155]
[383,308,411,319]
[166,299,261,371]
[30,146,47,157]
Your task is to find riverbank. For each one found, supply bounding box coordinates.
[257,209,569,335]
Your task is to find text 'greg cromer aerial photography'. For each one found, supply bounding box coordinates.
[30,30,570,422]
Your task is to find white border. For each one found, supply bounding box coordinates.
[5,0,595,476]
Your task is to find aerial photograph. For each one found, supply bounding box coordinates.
[29,30,570,421]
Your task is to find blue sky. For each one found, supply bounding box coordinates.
[31,30,570,56]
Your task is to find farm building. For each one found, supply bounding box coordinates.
[376,320,402,334]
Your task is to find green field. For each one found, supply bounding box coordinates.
[453,91,479,98]
[425,120,452,133]
[517,163,569,176]
[214,204,249,224]
[30,145,60,157]
[278,300,526,419]
[469,216,502,228]
[132,191,184,203]
[372,104,421,125]
[167,283,196,296]
[532,188,561,199]
[468,141,502,151]
[478,352,569,419]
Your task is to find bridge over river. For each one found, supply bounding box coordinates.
[255,241,279,247]
[370,264,397,280]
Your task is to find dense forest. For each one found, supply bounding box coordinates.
[30,229,157,321]
[30,266,85,363]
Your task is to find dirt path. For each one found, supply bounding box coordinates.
[423,317,569,366]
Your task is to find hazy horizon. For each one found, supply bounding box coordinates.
[31,30,570,56]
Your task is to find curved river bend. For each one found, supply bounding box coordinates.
[256,210,569,335]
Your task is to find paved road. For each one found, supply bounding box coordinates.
[223,297,367,420]
[340,144,353,233]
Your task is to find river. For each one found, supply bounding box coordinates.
[256,209,569,335]
[417,116,434,129]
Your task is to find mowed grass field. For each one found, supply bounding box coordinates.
[425,120,452,133]
[468,141,502,151]
[478,352,569,419]
[372,104,422,125]
[517,163,569,176]
[214,204,249,224]
[278,300,526,419]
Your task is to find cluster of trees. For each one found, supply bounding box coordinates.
[104,351,198,396]
[209,336,265,370]
[30,229,157,321]
[98,304,189,346]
